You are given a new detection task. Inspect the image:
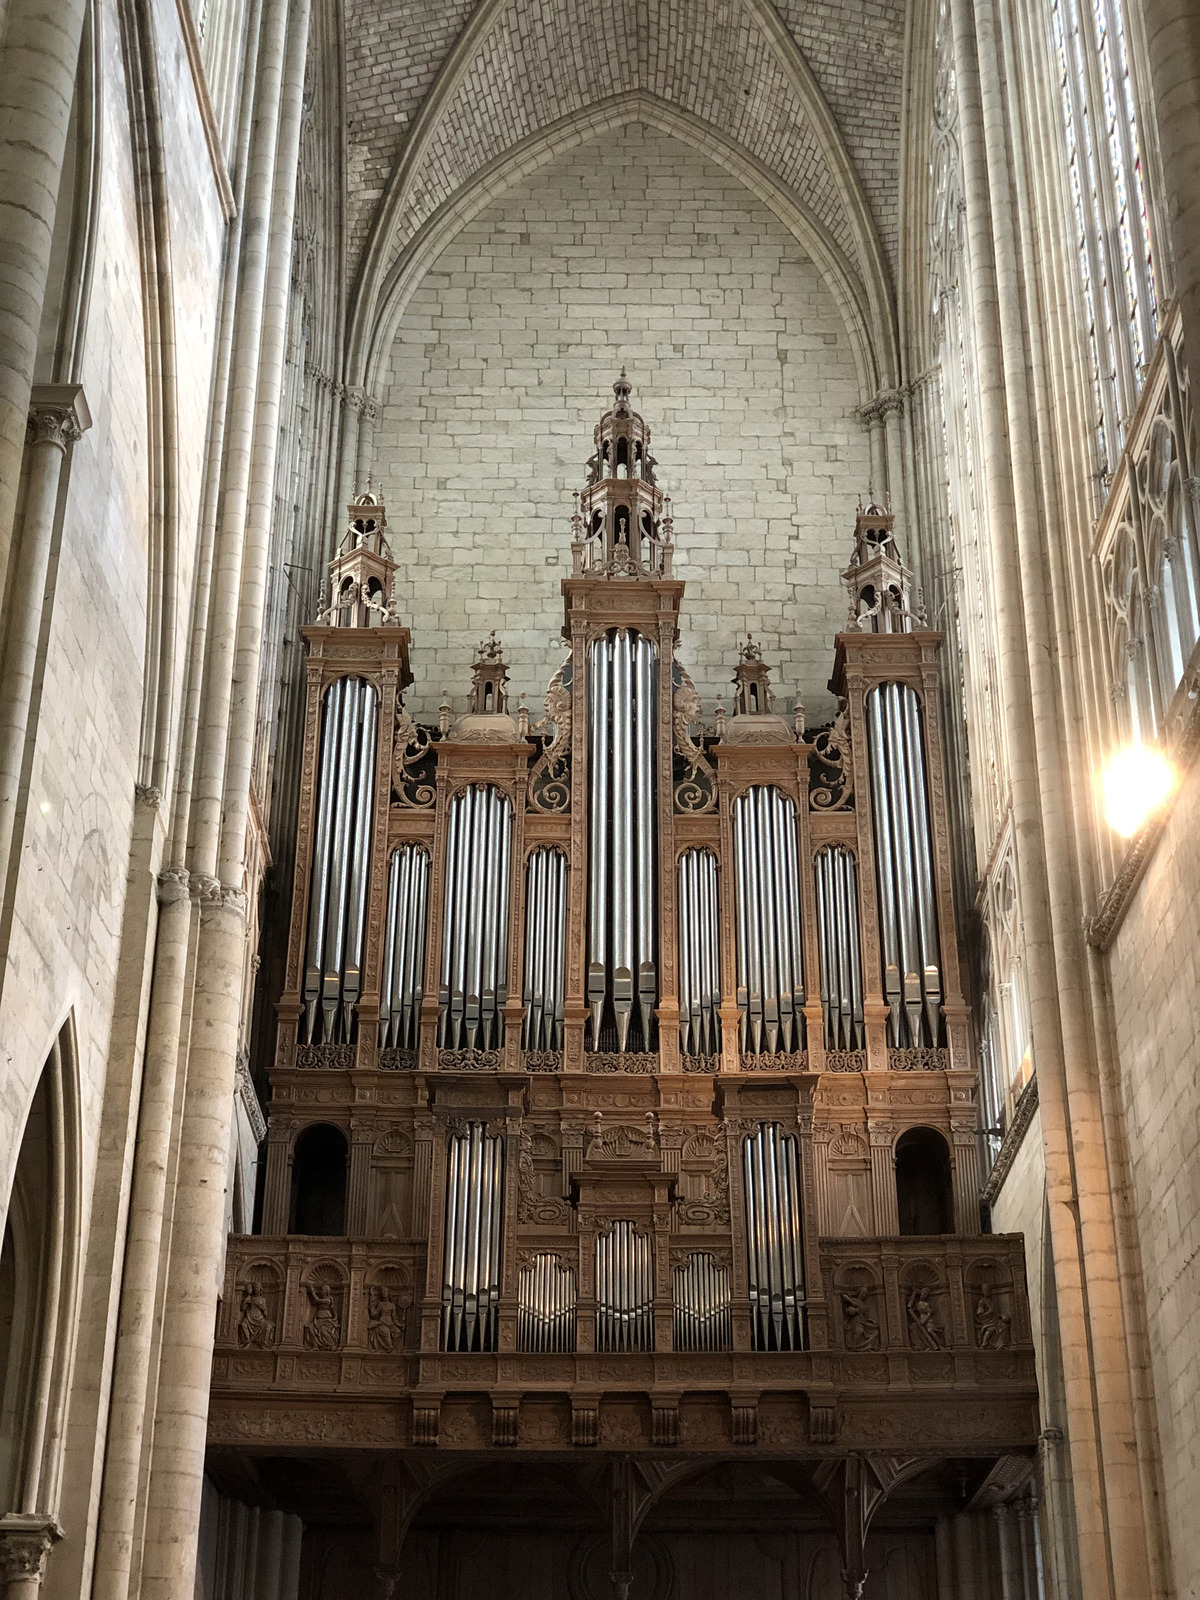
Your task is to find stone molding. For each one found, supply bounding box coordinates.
[981,1076,1039,1207]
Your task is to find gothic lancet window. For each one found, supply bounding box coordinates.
[1050,0,1158,477]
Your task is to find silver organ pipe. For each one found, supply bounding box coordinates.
[743,1123,805,1350]
[301,676,379,1043]
[814,844,865,1049]
[864,684,942,1046]
[379,844,430,1050]
[438,785,513,1050]
[517,1252,577,1352]
[595,1221,653,1351]
[732,787,804,1054]
[522,847,567,1052]
[672,1252,732,1351]
[677,848,720,1057]
[441,1122,505,1352]
[587,630,658,1051]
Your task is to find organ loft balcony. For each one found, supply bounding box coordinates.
[212,382,1038,1593]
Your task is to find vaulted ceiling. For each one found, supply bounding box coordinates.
[342,0,908,389]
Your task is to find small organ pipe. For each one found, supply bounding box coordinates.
[303,680,340,1041]
[732,788,804,1057]
[743,1124,805,1351]
[814,844,865,1050]
[523,848,569,1052]
[439,787,513,1050]
[342,686,377,1035]
[379,844,430,1050]
[441,1122,504,1353]
[900,687,943,1039]
[612,635,633,1050]
[518,1254,577,1352]
[677,849,720,1058]
[595,1222,652,1352]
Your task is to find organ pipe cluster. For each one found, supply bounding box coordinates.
[379,843,430,1050]
[517,1252,577,1352]
[595,1222,654,1351]
[302,677,378,1044]
[438,785,513,1050]
[441,1123,505,1352]
[677,848,721,1058]
[673,1251,732,1351]
[733,787,805,1053]
[522,847,567,1052]
[743,1123,805,1351]
[587,631,658,1052]
[814,844,865,1049]
[864,685,942,1046]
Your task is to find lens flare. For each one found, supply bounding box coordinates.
[1101,746,1175,838]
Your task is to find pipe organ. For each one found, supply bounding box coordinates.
[257,378,989,1412]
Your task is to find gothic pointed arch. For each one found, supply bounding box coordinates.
[0,1018,83,1525]
[361,92,879,402]
[347,0,898,396]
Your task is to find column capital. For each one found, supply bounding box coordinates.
[0,1514,63,1580]
[28,384,91,449]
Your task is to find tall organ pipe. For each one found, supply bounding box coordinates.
[587,631,658,1051]
[595,1222,653,1351]
[814,845,865,1049]
[442,1122,504,1351]
[517,1253,577,1352]
[864,685,942,1046]
[523,847,567,1052]
[379,844,430,1050]
[743,1123,805,1350]
[438,786,513,1050]
[301,677,378,1043]
[732,787,804,1055]
[677,848,720,1057]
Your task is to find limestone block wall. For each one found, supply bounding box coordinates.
[1108,759,1200,1600]
[377,124,871,726]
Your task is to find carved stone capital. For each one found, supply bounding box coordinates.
[0,1514,63,1580]
[135,783,162,809]
[27,383,91,450]
[157,866,190,905]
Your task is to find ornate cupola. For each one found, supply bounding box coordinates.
[571,368,673,578]
[447,632,520,744]
[320,490,398,626]
[841,500,920,633]
[722,637,796,745]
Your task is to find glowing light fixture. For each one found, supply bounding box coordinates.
[1101,745,1175,838]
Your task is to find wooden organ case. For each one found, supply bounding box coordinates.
[211,379,1038,1583]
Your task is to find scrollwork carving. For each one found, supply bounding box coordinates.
[809,702,854,810]
[391,703,436,809]
[526,659,572,813]
[672,667,716,813]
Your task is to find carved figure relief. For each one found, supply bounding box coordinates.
[906,1286,945,1351]
[973,1282,1011,1349]
[367,1285,405,1351]
[841,1286,882,1352]
[304,1282,342,1350]
[237,1281,275,1348]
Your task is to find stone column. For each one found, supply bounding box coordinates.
[0,1515,61,1598]
[1139,0,1200,390]
[0,0,88,590]
[0,386,90,909]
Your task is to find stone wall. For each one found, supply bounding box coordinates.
[1108,758,1200,1599]
[377,123,871,725]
